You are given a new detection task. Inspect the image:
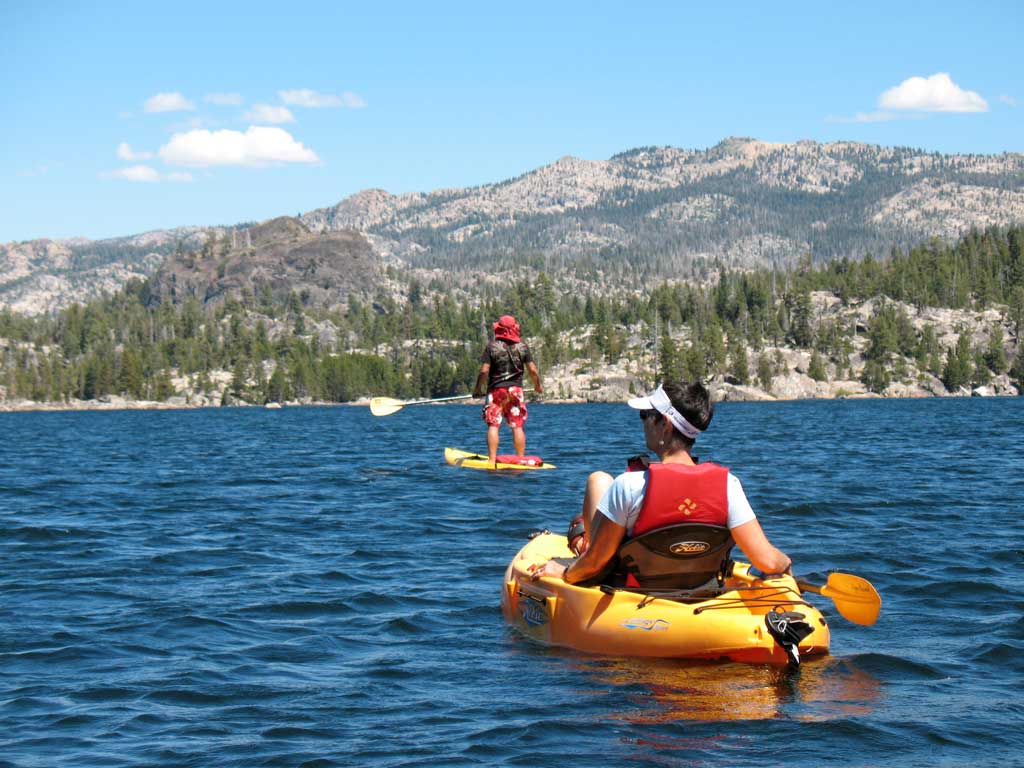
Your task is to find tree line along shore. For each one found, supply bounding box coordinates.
[1,225,1022,412]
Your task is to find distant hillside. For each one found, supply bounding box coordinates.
[300,138,1024,273]
[0,227,216,315]
[146,217,380,309]
[3,137,1024,314]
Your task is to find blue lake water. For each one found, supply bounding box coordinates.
[1,398,1022,767]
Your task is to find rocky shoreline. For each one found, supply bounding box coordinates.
[0,374,1016,414]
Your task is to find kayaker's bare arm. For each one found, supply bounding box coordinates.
[533,512,625,584]
[731,518,792,575]
[473,363,489,397]
[526,360,542,394]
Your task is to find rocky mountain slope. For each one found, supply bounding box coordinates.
[300,138,1024,271]
[146,217,379,308]
[4,137,1024,314]
[0,227,214,315]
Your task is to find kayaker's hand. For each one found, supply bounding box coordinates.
[750,560,793,580]
[529,560,565,580]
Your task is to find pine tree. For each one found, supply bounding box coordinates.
[266,365,290,403]
[681,342,706,382]
[860,359,889,393]
[1010,352,1024,392]
[941,331,974,392]
[658,329,679,382]
[984,326,1008,375]
[808,350,827,382]
[757,352,774,392]
[727,336,749,384]
[703,320,727,376]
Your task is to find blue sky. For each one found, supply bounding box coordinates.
[2,1,1021,243]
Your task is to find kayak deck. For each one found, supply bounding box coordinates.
[444,447,556,471]
[502,532,830,662]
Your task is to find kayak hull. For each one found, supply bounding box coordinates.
[445,447,556,471]
[501,532,830,663]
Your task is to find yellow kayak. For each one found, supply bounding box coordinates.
[444,447,556,471]
[501,532,830,663]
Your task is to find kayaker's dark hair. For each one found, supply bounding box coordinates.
[662,379,713,446]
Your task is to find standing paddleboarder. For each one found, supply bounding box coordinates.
[473,315,543,464]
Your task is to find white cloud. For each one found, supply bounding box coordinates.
[168,116,216,132]
[107,165,161,182]
[279,88,366,108]
[999,94,1018,107]
[18,163,56,178]
[243,104,296,124]
[339,91,367,108]
[878,73,988,113]
[205,92,244,106]
[158,126,319,167]
[117,142,153,161]
[279,89,340,107]
[144,91,196,113]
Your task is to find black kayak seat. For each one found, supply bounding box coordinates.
[614,523,735,590]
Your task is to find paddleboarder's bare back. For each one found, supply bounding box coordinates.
[473,315,543,463]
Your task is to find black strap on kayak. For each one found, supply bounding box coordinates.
[599,581,729,608]
[598,583,816,616]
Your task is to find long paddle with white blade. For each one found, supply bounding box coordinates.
[370,393,476,417]
[370,388,538,417]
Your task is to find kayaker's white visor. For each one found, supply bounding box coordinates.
[627,384,703,440]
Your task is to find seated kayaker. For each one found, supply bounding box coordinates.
[531,379,792,588]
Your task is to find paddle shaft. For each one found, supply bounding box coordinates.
[402,393,476,407]
[371,388,537,416]
[402,387,535,406]
[796,579,825,597]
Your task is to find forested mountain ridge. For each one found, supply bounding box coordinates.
[300,138,1024,273]
[3,138,1024,315]
[1,225,1022,410]
[0,227,217,315]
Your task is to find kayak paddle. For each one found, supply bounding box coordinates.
[797,573,881,626]
[370,393,475,416]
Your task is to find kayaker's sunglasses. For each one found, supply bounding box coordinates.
[639,408,659,421]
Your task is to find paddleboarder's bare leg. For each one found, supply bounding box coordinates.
[511,426,526,456]
[487,425,500,462]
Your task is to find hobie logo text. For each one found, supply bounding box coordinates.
[669,541,711,555]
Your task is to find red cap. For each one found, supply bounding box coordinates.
[493,315,521,342]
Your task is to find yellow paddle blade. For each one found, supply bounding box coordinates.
[369,397,405,416]
[800,573,881,626]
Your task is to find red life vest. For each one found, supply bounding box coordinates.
[632,462,730,537]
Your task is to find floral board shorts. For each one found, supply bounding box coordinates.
[482,386,528,428]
